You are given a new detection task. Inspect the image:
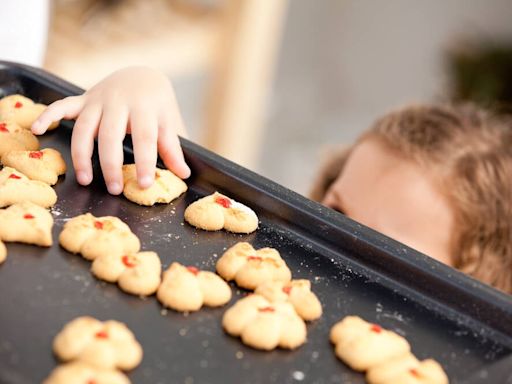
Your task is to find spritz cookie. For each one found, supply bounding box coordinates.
[0,202,53,246]
[0,167,57,208]
[0,94,59,130]
[1,148,66,185]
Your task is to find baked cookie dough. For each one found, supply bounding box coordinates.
[184,192,258,234]
[0,167,57,208]
[53,316,143,371]
[122,164,188,206]
[92,251,162,296]
[43,362,130,384]
[1,148,66,185]
[216,242,291,290]
[330,316,411,371]
[59,213,140,261]
[0,240,6,264]
[0,202,53,246]
[222,294,307,351]
[157,262,232,312]
[255,279,322,321]
[0,94,59,130]
[0,121,39,156]
[366,354,449,384]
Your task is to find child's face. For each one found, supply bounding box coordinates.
[322,138,455,266]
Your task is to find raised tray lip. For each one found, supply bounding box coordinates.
[1,60,510,341]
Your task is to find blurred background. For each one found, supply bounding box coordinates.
[6,0,512,195]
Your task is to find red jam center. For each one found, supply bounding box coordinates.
[259,307,275,313]
[14,101,23,108]
[0,123,8,132]
[23,214,35,219]
[87,380,97,384]
[247,255,262,261]
[282,286,292,295]
[95,330,108,339]
[187,266,199,275]
[122,255,137,268]
[94,221,104,230]
[9,174,21,179]
[370,324,382,333]
[214,196,231,208]
[409,368,420,377]
[29,151,44,159]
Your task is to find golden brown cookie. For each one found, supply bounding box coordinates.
[59,213,140,261]
[91,251,162,296]
[0,167,57,208]
[216,242,292,290]
[184,192,258,233]
[1,148,66,185]
[366,354,449,384]
[157,262,232,312]
[330,316,411,371]
[53,316,143,371]
[43,362,130,384]
[0,202,53,246]
[223,294,307,351]
[0,121,39,156]
[255,279,322,321]
[0,94,59,130]
[122,164,188,206]
[0,240,6,264]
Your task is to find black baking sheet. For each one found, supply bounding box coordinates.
[0,62,510,384]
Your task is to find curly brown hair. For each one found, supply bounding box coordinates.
[310,104,512,294]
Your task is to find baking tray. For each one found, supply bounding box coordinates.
[0,61,510,384]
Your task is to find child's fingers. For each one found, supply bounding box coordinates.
[32,96,85,135]
[131,110,158,189]
[71,104,102,186]
[98,105,128,195]
[158,114,191,179]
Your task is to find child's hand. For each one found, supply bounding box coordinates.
[31,66,191,195]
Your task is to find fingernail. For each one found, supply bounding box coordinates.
[139,175,154,189]
[31,121,41,133]
[107,182,122,195]
[182,165,191,179]
[76,171,92,185]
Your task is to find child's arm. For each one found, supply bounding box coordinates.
[31,66,191,195]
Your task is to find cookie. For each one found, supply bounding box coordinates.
[330,316,411,371]
[255,279,322,321]
[91,251,162,296]
[59,213,140,261]
[0,121,39,156]
[122,164,188,206]
[53,316,143,371]
[0,94,59,130]
[0,167,57,208]
[1,148,66,185]
[0,202,53,246]
[43,362,130,384]
[157,262,232,312]
[366,355,449,384]
[216,242,291,290]
[222,294,307,350]
[0,240,6,264]
[184,192,258,233]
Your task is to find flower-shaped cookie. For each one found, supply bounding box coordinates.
[222,294,307,350]
[216,242,291,290]
[122,164,188,206]
[366,354,448,384]
[43,362,130,384]
[59,213,141,261]
[184,192,258,233]
[0,167,57,208]
[330,316,411,371]
[0,121,39,156]
[157,262,232,312]
[255,279,322,321]
[91,251,162,296]
[53,316,143,371]
[1,148,66,185]
[0,240,6,264]
[0,202,53,246]
[0,94,59,130]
